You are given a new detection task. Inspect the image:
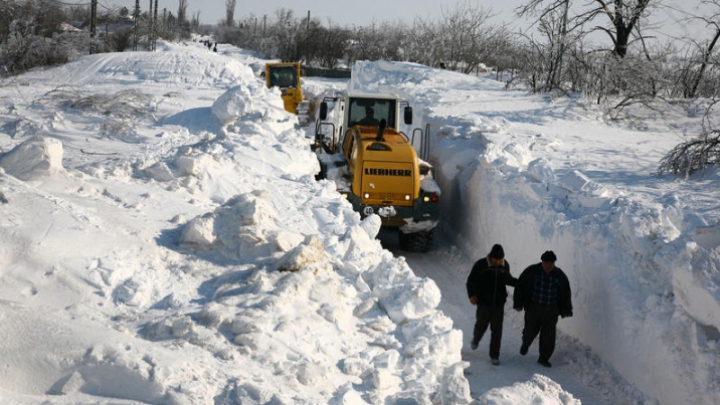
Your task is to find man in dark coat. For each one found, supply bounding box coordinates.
[513,250,573,368]
[466,244,517,365]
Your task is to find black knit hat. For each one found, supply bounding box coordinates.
[541,250,557,262]
[489,244,505,259]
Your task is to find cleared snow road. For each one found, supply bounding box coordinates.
[378,229,647,405]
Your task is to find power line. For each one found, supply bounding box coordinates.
[54,0,123,12]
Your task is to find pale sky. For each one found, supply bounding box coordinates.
[104,0,528,28]
[101,0,710,45]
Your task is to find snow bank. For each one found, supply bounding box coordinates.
[0,47,472,405]
[439,115,719,405]
[152,69,471,403]
[350,60,720,405]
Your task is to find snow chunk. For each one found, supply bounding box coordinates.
[559,170,612,208]
[439,362,472,404]
[179,190,292,260]
[180,215,215,246]
[359,214,382,240]
[174,153,214,177]
[212,84,257,125]
[526,157,556,183]
[478,374,580,404]
[559,170,608,197]
[693,225,720,250]
[0,136,64,180]
[276,234,329,272]
[375,275,442,323]
[211,81,285,125]
[143,161,175,182]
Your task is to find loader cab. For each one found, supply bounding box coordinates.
[347,96,412,131]
[268,65,297,89]
[316,93,414,154]
[265,62,306,116]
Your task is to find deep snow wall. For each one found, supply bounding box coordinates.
[431,136,720,405]
[345,59,720,405]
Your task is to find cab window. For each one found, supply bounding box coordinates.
[348,98,397,128]
[269,66,296,88]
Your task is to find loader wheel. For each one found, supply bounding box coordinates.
[315,161,328,181]
[398,230,434,252]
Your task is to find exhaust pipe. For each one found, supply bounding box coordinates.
[375,119,387,141]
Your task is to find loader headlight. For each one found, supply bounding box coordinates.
[341,192,349,199]
[423,196,430,202]
[363,193,370,199]
[405,195,411,201]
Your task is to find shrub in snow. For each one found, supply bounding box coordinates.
[659,128,720,178]
[0,21,78,75]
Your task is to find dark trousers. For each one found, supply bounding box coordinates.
[472,305,504,359]
[522,305,559,362]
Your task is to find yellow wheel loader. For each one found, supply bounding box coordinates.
[314,92,440,252]
[264,62,311,125]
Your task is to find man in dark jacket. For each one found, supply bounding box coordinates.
[466,244,517,365]
[513,250,573,368]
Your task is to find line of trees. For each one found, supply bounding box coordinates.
[215,1,719,105]
[215,3,514,74]
[4,0,718,104]
[0,0,196,76]
[1,0,719,176]
[213,1,720,176]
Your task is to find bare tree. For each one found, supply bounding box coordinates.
[225,0,236,27]
[519,0,654,58]
[676,0,720,99]
[315,25,351,68]
[350,21,409,63]
[435,1,498,73]
[270,8,302,61]
[178,0,188,24]
[659,99,720,177]
[521,0,575,92]
[0,0,19,44]
[404,18,440,67]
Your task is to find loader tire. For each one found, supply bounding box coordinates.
[398,230,434,252]
[315,161,328,181]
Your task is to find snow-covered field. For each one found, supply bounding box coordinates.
[0,38,718,405]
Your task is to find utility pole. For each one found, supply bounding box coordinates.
[90,0,98,53]
[153,0,158,51]
[133,0,140,51]
[148,0,153,51]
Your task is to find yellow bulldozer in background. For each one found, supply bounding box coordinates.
[264,62,311,125]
